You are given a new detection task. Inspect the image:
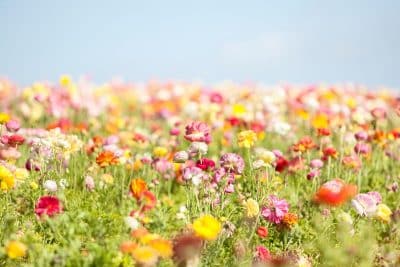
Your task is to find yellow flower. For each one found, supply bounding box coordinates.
[0,112,10,124]
[376,204,392,223]
[232,104,246,117]
[149,238,172,258]
[101,174,114,184]
[237,130,257,148]
[6,240,27,259]
[59,74,72,87]
[0,165,15,191]
[311,113,328,129]
[132,246,158,266]
[153,146,168,158]
[30,181,39,190]
[192,214,221,241]
[243,198,259,218]
[140,233,160,244]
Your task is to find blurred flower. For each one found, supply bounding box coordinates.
[96,151,119,168]
[5,120,20,132]
[237,130,257,148]
[375,204,392,223]
[351,191,382,216]
[43,180,58,192]
[192,214,221,241]
[314,179,357,206]
[131,246,158,266]
[173,151,189,163]
[130,178,148,200]
[244,198,260,218]
[173,233,203,267]
[184,121,211,144]
[255,245,271,262]
[261,195,289,224]
[0,165,15,191]
[35,196,63,217]
[256,226,268,238]
[125,216,140,230]
[6,240,27,259]
[220,153,245,174]
[84,175,95,191]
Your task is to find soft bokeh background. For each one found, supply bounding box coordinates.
[1,0,399,87]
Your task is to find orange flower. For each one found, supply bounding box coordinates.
[282,212,298,228]
[314,179,357,206]
[96,151,119,168]
[130,178,147,200]
[292,136,316,153]
[120,241,138,254]
[149,238,173,258]
[323,146,338,159]
[140,191,157,212]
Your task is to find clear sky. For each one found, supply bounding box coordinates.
[1,0,399,88]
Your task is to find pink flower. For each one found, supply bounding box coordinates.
[354,131,368,141]
[219,153,245,174]
[255,245,271,262]
[351,191,382,216]
[310,159,324,169]
[354,143,371,155]
[184,121,211,144]
[261,195,289,224]
[5,120,20,132]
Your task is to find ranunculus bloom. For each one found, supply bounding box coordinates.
[255,245,271,262]
[314,179,357,206]
[261,195,289,224]
[35,196,63,217]
[130,178,148,200]
[351,192,381,217]
[256,226,268,238]
[184,121,211,144]
[192,214,221,241]
[219,153,245,174]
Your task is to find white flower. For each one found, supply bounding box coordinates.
[124,216,140,230]
[188,142,208,155]
[272,121,291,136]
[43,180,58,192]
[252,159,266,170]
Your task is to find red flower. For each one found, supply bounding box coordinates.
[256,226,268,238]
[35,196,63,217]
[275,157,289,172]
[7,134,25,146]
[196,158,215,171]
[314,179,357,206]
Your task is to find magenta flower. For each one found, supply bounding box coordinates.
[184,121,211,144]
[261,195,289,224]
[219,153,245,174]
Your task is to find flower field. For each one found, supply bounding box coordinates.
[0,77,399,266]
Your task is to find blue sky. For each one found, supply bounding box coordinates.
[1,0,399,87]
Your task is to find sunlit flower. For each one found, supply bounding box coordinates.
[237,130,257,148]
[192,214,222,241]
[220,153,245,174]
[43,180,58,192]
[131,246,159,266]
[244,198,260,218]
[351,191,381,216]
[184,121,211,144]
[35,196,63,217]
[261,195,289,224]
[375,204,392,223]
[149,238,172,258]
[130,178,148,200]
[314,179,357,206]
[95,150,119,168]
[0,165,15,191]
[6,240,27,259]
